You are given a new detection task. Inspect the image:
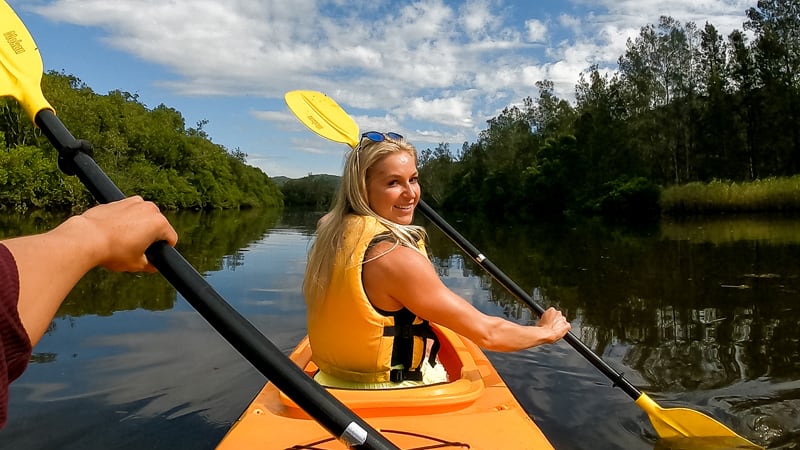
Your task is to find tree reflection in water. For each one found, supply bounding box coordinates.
[424,212,800,448]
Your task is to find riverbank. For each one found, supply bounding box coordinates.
[661,176,800,215]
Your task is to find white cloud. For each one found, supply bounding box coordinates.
[558,14,583,34]
[403,96,474,128]
[525,19,548,43]
[460,0,502,36]
[250,110,295,124]
[352,114,403,136]
[26,0,757,156]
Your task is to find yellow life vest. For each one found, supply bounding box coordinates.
[306,215,438,383]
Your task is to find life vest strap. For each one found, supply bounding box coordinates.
[383,319,441,381]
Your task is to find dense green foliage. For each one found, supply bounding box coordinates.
[417,1,800,219]
[280,174,339,208]
[0,72,282,211]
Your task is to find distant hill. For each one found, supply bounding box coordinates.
[271,176,291,187]
[278,174,340,207]
[271,174,338,185]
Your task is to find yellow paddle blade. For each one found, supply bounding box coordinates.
[0,0,54,120]
[285,90,359,149]
[635,393,762,448]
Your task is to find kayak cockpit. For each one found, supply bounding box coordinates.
[272,325,490,418]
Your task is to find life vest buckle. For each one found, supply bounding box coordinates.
[390,368,423,383]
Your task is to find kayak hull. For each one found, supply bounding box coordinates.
[217,325,553,449]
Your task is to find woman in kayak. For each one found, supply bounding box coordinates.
[304,131,571,389]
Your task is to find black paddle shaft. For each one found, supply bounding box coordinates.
[34,110,399,450]
[416,200,642,401]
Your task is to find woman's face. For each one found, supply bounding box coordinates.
[366,151,420,225]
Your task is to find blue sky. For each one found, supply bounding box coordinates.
[6,0,755,178]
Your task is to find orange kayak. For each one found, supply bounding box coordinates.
[217,324,553,449]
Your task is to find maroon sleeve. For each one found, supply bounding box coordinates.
[0,243,33,428]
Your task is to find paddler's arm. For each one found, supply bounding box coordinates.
[2,196,177,346]
[363,242,571,352]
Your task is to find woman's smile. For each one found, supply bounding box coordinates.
[366,151,420,225]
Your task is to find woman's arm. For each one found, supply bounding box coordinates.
[362,242,571,352]
[2,196,177,346]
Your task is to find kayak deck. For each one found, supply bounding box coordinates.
[216,325,553,449]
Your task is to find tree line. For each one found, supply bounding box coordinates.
[416,0,799,220]
[9,1,795,220]
[0,72,283,212]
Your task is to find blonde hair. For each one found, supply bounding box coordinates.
[303,134,427,303]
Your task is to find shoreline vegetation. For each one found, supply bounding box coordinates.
[282,174,800,218]
[661,176,800,216]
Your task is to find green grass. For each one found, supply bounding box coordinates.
[661,176,800,215]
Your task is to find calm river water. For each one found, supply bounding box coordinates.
[0,207,798,449]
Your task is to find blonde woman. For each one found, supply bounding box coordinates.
[304,132,571,389]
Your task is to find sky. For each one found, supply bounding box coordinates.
[5,0,756,178]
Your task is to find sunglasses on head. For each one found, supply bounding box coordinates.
[361,131,403,142]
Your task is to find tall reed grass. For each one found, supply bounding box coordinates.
[661,176,800,215]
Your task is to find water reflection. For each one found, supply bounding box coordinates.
[2,209,799,448]
[423,213,800,448]
[1,207,283,319]
[661,215,800,244]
